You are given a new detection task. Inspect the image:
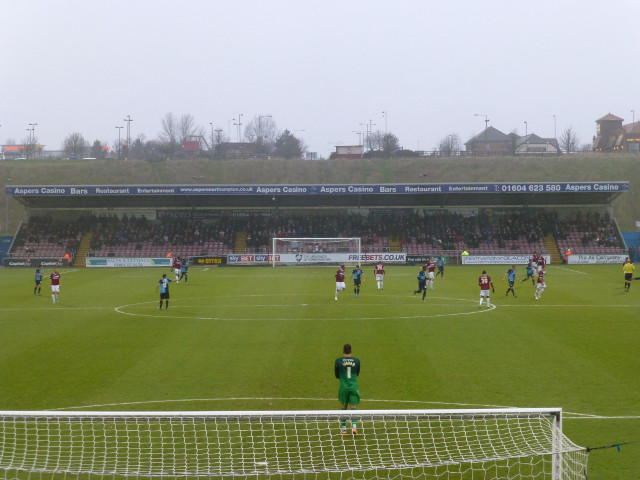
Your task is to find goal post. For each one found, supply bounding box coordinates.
[271,237,361,267]
[0,408,587,480]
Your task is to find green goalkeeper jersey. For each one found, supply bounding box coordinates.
[335,356,360,390]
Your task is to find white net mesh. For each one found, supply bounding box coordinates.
[0,409,588,480]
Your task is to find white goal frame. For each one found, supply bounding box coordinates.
[0,408,587,480]
[271,237,361,267]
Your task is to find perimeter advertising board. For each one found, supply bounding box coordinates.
[3,258,72,267]
[567,254,627,264]
[86,257,172,268]
[226,253,406,265]
[461,255,551,265]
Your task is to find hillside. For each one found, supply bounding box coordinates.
[1,153,638,232]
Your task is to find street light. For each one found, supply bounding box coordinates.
[382,110,388,132]
[123,115,133,159]
[115,126,123,159]
[234,113,243,142]
[524,121,528,137]
[632,110,636,124]
[4,178,11,233]
[28,123,37,158]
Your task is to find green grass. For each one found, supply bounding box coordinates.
[0,264,638,479]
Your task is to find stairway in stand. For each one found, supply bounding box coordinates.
[72,232,93,267]
[544,234,562,265]
[234,231,247,254]
[388,236,402,253]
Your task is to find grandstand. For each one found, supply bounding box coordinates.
[2,181,629,264]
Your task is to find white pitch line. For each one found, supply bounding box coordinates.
[48,397,640,419]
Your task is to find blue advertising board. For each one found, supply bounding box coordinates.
[5,182,629,197]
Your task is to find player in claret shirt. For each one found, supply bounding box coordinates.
[172,257,182,283]
[534,269,546,300]
[49,269,61,304]
[335,265,346,300]
[425,257,436,290]
[373,262,385,290]
[478,270,494,307]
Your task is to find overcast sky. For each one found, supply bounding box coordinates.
[2,0,639,157]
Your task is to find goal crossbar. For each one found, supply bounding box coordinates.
[0,408,588,479]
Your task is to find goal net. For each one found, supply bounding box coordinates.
[0,409,587,480]
[271,237,361,266]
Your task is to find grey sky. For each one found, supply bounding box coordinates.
[2,0,639,157]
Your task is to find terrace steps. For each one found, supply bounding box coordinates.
[73,232,93,267]
[544,234,562,264]
[234,231,247,254]
[388,236,402,252]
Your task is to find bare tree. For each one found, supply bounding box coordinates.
[178,113,199,144]
[159,112,179,149]
[437,133,462,156]
[558,127,580,154]
[62,132,89,159]
[244,116,278,154]
[367,130,400,156]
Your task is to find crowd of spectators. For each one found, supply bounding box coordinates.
[12,216,83,258]
[8,209,625,258]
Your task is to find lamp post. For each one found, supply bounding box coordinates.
[209,122,214,151]
[632,110,636,124]
[28,123,37,158]
[115,126,123,159]
[123,115,133,159]
[4,178,11,234]
[234,113,243,142]
[524,121,528,137]
[382,110,388,132]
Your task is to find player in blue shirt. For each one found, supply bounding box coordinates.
[156,273,173,310]
[34,266,44,295]
[179,259,189,285]
[503,265,519,297]
[350,265,364,297]
[521,260,535,286]
[414,266,428,302]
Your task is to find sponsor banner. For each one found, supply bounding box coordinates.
[226,252,406,265]
[191,256,226,266]
[85,257,172,268]
[280,253,406,264]
[567,254,627,264]
[227,254,276,264]
[3,257,72,267]
[461,254,551,265]
[6,182,629,197]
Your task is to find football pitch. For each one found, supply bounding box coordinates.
[0,264,638,479]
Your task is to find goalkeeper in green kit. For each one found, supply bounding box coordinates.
[335,343,360,434]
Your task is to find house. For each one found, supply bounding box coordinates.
[464,126,513,155]
[335,145,364,159]
[514,134,559,155]
[592,113,640,152]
